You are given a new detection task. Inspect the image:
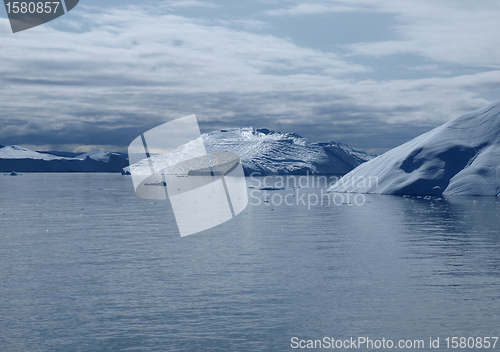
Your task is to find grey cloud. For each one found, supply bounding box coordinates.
[0,5,498,155]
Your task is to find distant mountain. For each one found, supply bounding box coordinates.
[126,127,375,176]
[39,150,129,160]
[0,146,128,172]
[328,101,500,196]
[74,150,128,162]
[38,150,82,158]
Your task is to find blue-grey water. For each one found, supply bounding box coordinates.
[1,174,500,351]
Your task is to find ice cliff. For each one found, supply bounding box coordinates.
[126,127,375,176]
[328,101,500,196]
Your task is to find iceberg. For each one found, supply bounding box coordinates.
[125,127,375,176]
[38,151,82,158]
[0,145,128,172]
[328,101,500,196]
[75,150,124,163]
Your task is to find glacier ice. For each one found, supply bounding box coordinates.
[328,101,500,196]
[126,127,375,176]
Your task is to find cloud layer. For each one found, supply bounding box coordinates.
[0,1,499,153]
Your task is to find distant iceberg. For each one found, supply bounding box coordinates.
[0,145,128,172]
[75,150,121,163]
[328,101,500,196]
[125,127,375,176]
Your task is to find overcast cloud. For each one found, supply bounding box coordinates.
[0,0,499,153]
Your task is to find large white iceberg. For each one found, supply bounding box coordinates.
[125,127,375,176]
[328,101,500,196]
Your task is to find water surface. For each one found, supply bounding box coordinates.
[1,174,499,351]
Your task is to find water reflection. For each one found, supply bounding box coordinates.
[1,175,499,351]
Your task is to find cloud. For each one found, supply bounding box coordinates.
[0,4,499,154]
[156,0,219,9]
[265,2,371,16]
[214,19,269,31]
[266,0,500,68]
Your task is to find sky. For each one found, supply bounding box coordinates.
[1,0,500,154]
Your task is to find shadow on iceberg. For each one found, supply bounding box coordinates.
[328,101,500,196]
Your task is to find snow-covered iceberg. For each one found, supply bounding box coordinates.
[328,101,500,196]
[125,127,375,176]
[75,150,124,163]
[0,145,128,172]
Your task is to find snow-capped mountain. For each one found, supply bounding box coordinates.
[126,127,375,176]
[1,145,66,160]
[38,151,82,158]
[75,150,124,163]
[0,145,128,172]
[328,101,500,196]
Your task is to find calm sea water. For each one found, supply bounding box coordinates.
[1,174,500,351]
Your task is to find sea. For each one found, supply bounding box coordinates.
[1,173,500,351]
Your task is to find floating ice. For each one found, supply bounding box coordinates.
[328,101,500,196]
[125,127,375,176]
